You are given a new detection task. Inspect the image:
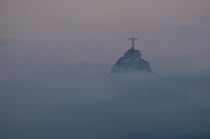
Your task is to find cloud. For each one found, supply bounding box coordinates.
[0,39,10,47]
[1,0,210,138]
[1,64,210,139]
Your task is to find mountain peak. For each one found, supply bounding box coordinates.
[111,38,152,74]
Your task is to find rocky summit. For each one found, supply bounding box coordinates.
[111,37,152,74]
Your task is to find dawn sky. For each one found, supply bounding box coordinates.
[1,0,210,72]
[1,1,210,138]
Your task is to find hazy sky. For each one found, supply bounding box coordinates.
[1,0,210,72]
[1,1,210,138]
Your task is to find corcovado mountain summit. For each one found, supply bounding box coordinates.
[111,37,152,73]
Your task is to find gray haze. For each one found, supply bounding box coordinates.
[1,0,210,72]
[1,0,210,139]
[1,65,210,139]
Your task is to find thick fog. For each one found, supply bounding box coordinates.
[1,63,210,139]
[1,0,210,138]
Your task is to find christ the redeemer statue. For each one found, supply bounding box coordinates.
[111,36,152,73]
[129,37,138,49]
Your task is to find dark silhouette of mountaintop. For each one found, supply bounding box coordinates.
[111,37,152,73]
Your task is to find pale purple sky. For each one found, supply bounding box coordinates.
[1,0,210,72]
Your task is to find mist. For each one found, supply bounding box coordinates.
[1,0,210,138]
[1,63,210,139]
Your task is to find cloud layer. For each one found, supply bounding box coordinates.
[1,64,210,139]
